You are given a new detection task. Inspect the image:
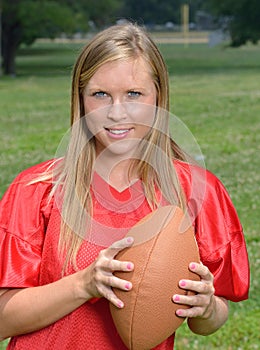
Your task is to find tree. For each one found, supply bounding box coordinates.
[119,0,183,25]
[1,0,125,76]
[206,0,260,46]
[80,0,122,28]
[1,0,79,75]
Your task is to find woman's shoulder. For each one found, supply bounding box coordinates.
[14,158,58,182]
[174,159,224,190]
[0,159,59,215]
[174,159,237,221]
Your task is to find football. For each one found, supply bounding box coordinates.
[110,205,200,350]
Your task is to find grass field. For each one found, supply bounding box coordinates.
[0,38,259,349]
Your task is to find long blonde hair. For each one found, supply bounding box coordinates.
[49,23,187,271]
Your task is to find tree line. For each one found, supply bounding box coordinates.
[1,0,259,75]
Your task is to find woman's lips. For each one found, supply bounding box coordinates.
[105,127,133,139]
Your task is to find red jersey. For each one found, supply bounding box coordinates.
[0,159,249,349]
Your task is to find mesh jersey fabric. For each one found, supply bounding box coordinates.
[0,159,250,349]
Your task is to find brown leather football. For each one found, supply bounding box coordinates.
[110,205,200,350]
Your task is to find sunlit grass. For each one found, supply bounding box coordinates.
[0,40,259,350]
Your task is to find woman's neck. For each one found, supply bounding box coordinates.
[94,156,139,192]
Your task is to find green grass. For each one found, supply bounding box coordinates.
[0,39,259,349]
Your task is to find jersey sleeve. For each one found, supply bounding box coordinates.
[194,170,250,302]
[0,161,54,288]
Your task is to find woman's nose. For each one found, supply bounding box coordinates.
[107,101,128,122]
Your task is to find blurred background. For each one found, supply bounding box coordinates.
[0,1,259,350]
[1,0,259,76]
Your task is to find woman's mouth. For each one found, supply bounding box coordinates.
[105,127,133,138]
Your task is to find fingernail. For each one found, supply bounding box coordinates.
[117,301,124,308]
[190,263,196,270]
[127,237,134,244]
[176,310,183,317]
[174,295,180,302]
[125,282,131,290]
[180,280,186,287]
[127,263,133,270]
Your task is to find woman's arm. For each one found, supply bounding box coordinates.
[0,237,134,340]
[187,295,228,335]
[173,262,229,335]
[0,274,88,340]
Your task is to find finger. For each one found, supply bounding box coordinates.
[175,306,205,318]
[189,262,213,281]
[173,293,209,307]
[178,279,215,295]
[104,236,134,259]
[99,257,134,273]
[95,275,132,309]
[173,293,210,319]
[96,284,125,309]
[95,271,132,292]
[106,275,133,291]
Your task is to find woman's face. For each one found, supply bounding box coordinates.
[82,57,157,156]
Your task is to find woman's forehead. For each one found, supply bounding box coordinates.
[86,58,154,88]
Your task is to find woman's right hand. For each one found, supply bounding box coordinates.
[0,237,135,339]
[82,236,135,308]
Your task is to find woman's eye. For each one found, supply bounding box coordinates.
[128,91,141,99]
[93,91,108,98]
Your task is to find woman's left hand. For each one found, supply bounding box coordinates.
[172,262,216,320]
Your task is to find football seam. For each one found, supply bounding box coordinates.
[129,229,162,350]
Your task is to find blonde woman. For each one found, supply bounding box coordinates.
[0,24,249,349]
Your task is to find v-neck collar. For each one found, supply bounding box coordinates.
[91,171,146,212]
